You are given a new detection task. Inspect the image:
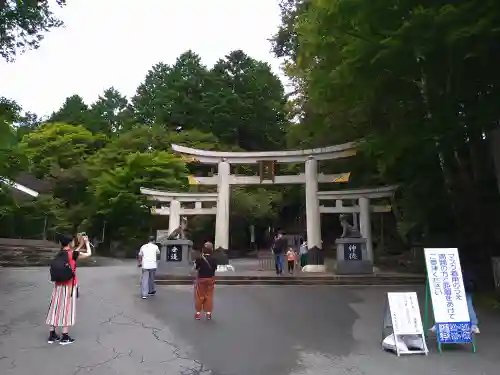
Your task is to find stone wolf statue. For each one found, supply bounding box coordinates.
[339,214,361,238]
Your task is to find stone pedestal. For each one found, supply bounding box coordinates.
[156,239,193,275]
[335,237,373,274]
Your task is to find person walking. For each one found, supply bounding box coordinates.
[193,241,218,320]
[46,233,92,345]
[272,231,287,275]
[138,236,160,299]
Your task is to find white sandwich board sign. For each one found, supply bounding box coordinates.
[382,292,428,356]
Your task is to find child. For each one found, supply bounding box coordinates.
[286,248,297,274]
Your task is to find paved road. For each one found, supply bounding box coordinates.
[0,264,499,375]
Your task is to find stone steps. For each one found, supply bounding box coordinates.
[156,274,425,286]
[0,238,59,267]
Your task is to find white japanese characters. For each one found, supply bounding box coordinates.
[167,246,180,261]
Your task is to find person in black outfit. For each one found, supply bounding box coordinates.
[272,231,287,275]
[193,242,218,320]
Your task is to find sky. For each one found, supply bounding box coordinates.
[0,0,287,117]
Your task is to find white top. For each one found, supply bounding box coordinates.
[139,243,160,269]
[299,242,308,255]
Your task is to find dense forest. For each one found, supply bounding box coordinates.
[2,1,500,276]
[0,46,296,253]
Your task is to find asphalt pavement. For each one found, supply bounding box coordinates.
[0,263,498,375]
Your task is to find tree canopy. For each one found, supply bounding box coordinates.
[1,49,290,254]
[0,0,67,61]
[3,1,500,269]
[272,0,500,266]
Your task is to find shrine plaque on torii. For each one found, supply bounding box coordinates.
[259,160,276,183]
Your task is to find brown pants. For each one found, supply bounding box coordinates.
[194,277,215,313]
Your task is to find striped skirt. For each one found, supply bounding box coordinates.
[46,284,77,327]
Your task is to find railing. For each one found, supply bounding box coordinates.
[258,252,275,271]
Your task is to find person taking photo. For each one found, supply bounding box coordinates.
[46,233,92,345]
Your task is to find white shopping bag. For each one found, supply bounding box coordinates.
[402,335,425,350]
[382,334,408,353]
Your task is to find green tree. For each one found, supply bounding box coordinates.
[0,99,17,150]
[88,151,188,248]
[0,97,26,179]
[48,95,91,127]
[0,0,67,61]
[273,0,500,262]
[15,111,42,140]
[88,87,131,136]
[211,50,288,151]
[18,123,106,230]
[132,50,289,152]
[132,51,213,131]
[19,122,104,178]
[86,125,222,177]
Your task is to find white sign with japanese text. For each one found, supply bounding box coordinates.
[424,248,470,323]
[387,292,424,335]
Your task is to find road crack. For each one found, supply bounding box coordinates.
[100,311,211,373]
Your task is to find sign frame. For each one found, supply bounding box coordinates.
[166,245,182,262]
[423,248,477,353]
[344,242,362,261]
[382,292,429,356]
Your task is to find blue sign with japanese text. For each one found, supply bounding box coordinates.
[437,322,472,344]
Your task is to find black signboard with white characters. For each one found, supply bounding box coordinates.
[344,243,362,261]
[166,245,182,262]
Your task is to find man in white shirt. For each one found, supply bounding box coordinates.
[138,236,160,299]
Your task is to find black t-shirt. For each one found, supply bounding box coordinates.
[72,251,80,261]
[273,237,287,254]
[195,254,218,278]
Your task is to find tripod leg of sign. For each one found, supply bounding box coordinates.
[381,299,400,356]
[424,278,429,336]
[382,299,399,356]
[424,282,442,353]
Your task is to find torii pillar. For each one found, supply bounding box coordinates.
[304,156,324,271]
[214,159,230,252]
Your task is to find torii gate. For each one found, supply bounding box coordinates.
[171,142,356,272]
[140,188,218,235]
[318,186,396,262]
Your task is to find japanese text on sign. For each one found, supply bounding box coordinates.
[344,243,361,261]
[387,292,424,335]
[166,246,182,262]
[437,323,472,344]
[424,248,471,343]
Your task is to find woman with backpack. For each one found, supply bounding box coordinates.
[46,233,92,345]
[193,241,218,320]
